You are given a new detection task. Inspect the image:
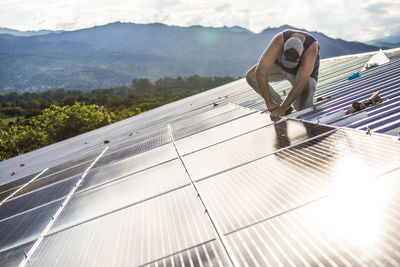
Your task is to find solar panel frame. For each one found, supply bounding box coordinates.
[24,186,223,267]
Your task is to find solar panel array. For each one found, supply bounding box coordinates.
[0,49,400,266]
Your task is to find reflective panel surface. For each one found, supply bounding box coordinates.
[105,125,170,154]
[198,129,400,233]
[0,51,399,267]
[171,105,254,140]
[79,143,178,192]
[176,112,273,155]
[51,159,190,232]
[142,240,229,267]
[11,162,90,198]
[0,172,38,195]
[0,188,17,202]
[0,242,34,267]
[226,168,400,266]
[27,187,217,267]
[95,128,171,167]
[0,176,79,220]
[183,119,334,180]
[171,104,237,134]
[0,200,62,252]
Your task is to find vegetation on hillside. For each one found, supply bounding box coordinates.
[0,75,237,161]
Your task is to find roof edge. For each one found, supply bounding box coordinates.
[321,47,400,63]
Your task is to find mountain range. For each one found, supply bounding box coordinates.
[366,35,400,49]
[0,22,389,93]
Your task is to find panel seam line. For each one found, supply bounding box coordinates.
[18,146,109,267]
[0,168,48,207]
[0,184,192,255]
[181,119,284,157]
[167,124,240,267]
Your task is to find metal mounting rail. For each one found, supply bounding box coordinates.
[168,124,240,267]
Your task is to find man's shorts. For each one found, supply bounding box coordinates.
[246,63,317,111]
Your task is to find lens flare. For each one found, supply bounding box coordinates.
[311,154,388,247]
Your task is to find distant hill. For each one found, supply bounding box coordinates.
[0,27,61,37]
[0,22,382,93]
[367,35,400,49]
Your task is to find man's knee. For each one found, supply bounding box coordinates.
[245,70,252,86]
[294,78,316,111]
[245,65,257,86]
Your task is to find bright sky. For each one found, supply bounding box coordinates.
[0,0,399,42]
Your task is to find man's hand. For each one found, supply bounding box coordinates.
[267,101,279,113]
[270,106,285,121]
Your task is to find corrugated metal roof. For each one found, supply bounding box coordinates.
[0,48,400,266]
[224,48,400,136]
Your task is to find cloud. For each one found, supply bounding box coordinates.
[152,0,180,9]
[365,2,391,14]
[215,4,231,12]
[153,11,170,24]
[184,17,202,26]
[55,17,80,31]
[0,0,399,42]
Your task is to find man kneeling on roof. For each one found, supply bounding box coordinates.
[246,29,320,121]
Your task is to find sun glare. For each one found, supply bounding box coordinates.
[311,154,388,248]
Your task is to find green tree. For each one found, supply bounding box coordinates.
[0,102,114,160]
[31,102,113,142]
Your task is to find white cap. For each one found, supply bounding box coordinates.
[281,37,304,69]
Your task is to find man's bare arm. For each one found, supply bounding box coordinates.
[255,33,284,111]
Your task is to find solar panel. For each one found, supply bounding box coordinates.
[94,134,172,168]
[25,186,224,266]
[146,240,230,266]
[9,163,89,199]
[196,129,400,234]
[225,168,400,266]
[50,159,190,232]
[0,49,399,266]
[0,176,80,220]
[0,172,39,194]
[0,190,15,202]
[182,119,334,180]
[0,200,62,252]
[175,112,272,155]
[104,126,170,154]
[79,143,178,191]
[0,242,34,267]
[40,150,102,177]
[171,105,255,140]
